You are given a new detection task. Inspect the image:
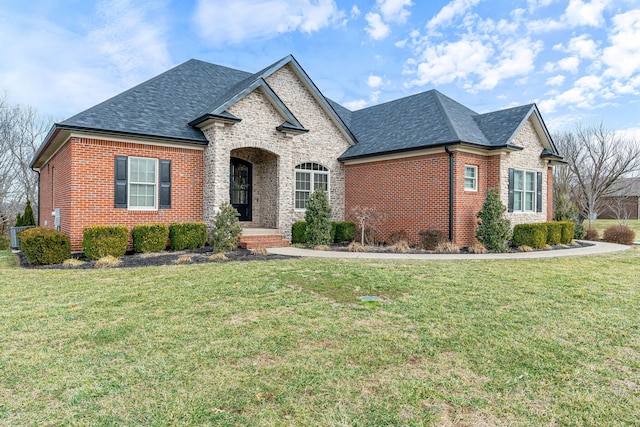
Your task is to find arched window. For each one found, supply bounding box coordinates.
[295,163,329,210]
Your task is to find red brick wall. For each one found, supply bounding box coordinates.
[345,153,450,245]
[40,137,204,251]
[39,141,72,237]
[345,151,503,248]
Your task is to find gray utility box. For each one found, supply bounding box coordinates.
[10,226,34,250]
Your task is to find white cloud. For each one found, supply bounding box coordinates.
[377,0,413,24]
[367,75,384,88]
[193,0,344,44]
[557,56,580,73]
[370,90,381,103]
[567,34,599,59]
[343,99,368,110]
[426,0,482,34]
[89,0,171,86]
[602,9,640,79]
[529,0,611,32]
[365,12,391,40]
[395,39,408,48]
[546,75,566,86]
[351,5,361,18]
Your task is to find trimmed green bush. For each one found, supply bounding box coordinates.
[419,229,448,250]
[18,227,70,266]
[0,236,10,250]
[169,222,207,250]
[83,225,129,260]
[210,203,242,253]
[334,221,356,243]
[292,221,307,244]
[305,190,332,246]
[546,222,562,245]
[512,223,547,249]
[132,223,169,253]
[574,223,586,240]
[602,225,636,245]
[558,221,575,244]
[476,189,512,252]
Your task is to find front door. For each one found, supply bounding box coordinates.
[230,157,252,221]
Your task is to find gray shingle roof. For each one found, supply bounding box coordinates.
[59,59,251,142]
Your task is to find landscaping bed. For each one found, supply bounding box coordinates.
[17,246,293,269]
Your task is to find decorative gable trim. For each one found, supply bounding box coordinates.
[504,105,562,162]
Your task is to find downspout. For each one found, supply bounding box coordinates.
[31,167,41,226]
[444,146,454,242]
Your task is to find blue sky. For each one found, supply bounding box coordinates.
[1,0,639,137]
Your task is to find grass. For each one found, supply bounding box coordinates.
[1,248,640,425]
[589,219,640,238]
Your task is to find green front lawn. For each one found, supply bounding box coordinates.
[1,249,639,425]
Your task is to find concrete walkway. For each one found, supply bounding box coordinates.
[267,240,633,260]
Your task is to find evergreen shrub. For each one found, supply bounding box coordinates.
[132,223,169,253]
[169,222,207,250]
[83,225,129,260]
[19,227,70,266]
[512,223,547,249]
[210,203,242,252]
[558,221,574,244]
[291,221,307,244]
[305,190,332,246]
[476,189,511,252]
[333,221,356,243]
[546,222,562,245]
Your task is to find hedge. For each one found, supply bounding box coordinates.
[558,221,574,244]
[292,221,307,244]
[132,223,169,253]
[546,222,562,245]
[419,229,448,250]
[333,221,356,243]
[169,222,207,250]
[512,223,547,249]
[19,227,70,266]
[83,225,129,260]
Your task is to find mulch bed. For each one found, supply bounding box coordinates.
[18,247,294,270]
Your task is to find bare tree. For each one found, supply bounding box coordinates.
[554,123,640,228]
[0,93,52,226]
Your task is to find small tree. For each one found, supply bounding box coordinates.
[349,206,384,245]
[210,203,242,252]
[21,199,35,226]
[476,189,511,252]
[304,190,332,246]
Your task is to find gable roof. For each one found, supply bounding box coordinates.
[339,90,558,160]
[605,177,640,197]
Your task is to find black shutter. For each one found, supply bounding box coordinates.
[507,168,514,212]
[159,159,171,209]
[114,156,128,208]
[536,171,543,213]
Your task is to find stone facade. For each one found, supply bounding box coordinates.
[500,118,552,226]
[201,64,352,238]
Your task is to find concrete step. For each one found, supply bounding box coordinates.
[238,234,290,249]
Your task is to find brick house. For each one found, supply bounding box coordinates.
[31,55,563,252]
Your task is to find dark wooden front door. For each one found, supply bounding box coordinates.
[230,157,252,221]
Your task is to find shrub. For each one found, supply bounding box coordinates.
[132,223,169,253]
[82,225,129,260]
[476,189,511,252]
[467,243,486,254]
[15,200,36,227]
[574,223,586,240]
[419,229,448,250]
[512,223,547,249]
[389,240,410,253]
[585,228,599,241]
[292,221,307,244]
[546,222,562,245]
[169,222,207,250]
[0,236,10,251]
[305,190,332,246]
[210,203,242,253]
[558,221,575,244]
[175,255,192,264]
[436,241,460,253]
[208,252,228,261]
[333,221,356,243]
[602,225,636,245]
[95,255,121,268]
[346,241,366,252]
[18,227,70,266]
[387,230,409,245]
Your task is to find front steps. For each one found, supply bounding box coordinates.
[238,228,290,249]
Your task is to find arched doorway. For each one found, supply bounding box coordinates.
[230,157,252,221]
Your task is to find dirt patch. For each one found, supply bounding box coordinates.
[18,247,293,269]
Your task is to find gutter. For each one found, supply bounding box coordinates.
[444,146,454,242]
[31,167,41,226]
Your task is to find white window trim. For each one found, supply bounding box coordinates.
[128,156,158,210]
[464,165,478,191]
[512,169,536,213]
[294,163,330,211]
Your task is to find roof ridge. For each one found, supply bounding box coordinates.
[431,90,464,142]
